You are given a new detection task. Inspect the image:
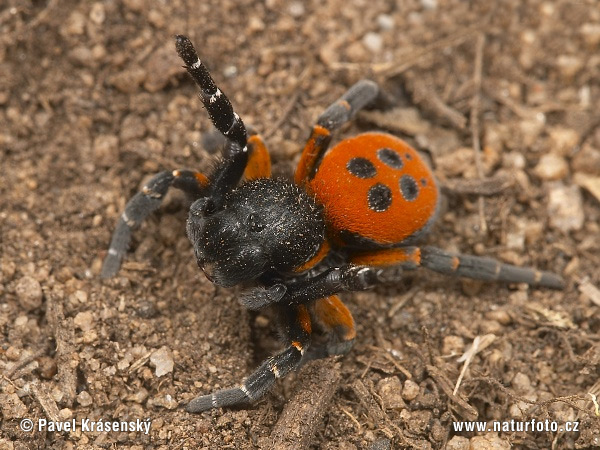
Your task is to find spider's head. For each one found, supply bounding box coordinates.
[186,178,325,287]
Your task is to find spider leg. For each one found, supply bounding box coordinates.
[305,295,356,360]
[186,304,312,413]
[239,265,379,310]
[175,35,246,151]
[244,134,271,180]
[349,246,564,289]
[101,170,208,278]
[295,80,379,184]
[420,246,564,289]
[175,35,249,207]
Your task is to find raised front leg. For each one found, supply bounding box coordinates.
[175,35,250,208]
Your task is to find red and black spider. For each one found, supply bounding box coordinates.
[101,35,564,413]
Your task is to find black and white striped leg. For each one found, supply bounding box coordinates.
[420,246,564,289]
[101,169,208,278]
[175,35,249,206]
[186,305,312,413]
[175,35,247,150]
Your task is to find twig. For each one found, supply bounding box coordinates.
[454,334,496,395]
[29,380,61,423]
[470,32,487,234]
[442,175,514,196]
[268,358,341,450]
[404,74,467,130]
[340,406,362,431]
[427,365,478,421]
[4,345,49,380]
[24,0,59,31]
[46,287,77,405]
[374,26,482,78]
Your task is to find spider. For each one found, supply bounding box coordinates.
[101,35,564,413]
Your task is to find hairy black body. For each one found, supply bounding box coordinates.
[187,178,325,287]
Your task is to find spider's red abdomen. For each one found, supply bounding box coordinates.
[309,133,439,247]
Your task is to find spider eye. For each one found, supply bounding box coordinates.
[246,213,264,232]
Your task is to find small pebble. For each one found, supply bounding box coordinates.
[362,32,383,53]
[376,14,395,31]
[402,379,420,401]
[470,433,511,450]
[89,3,105,25]
[572,143,600,174]
[421,0,437,9]
[77,391,93,407]
[556,55,584,80]
[485,309,512,326]
[150,346,174,377]
[442,335,464,355]
[548,126,578,156]
[247,16,265,32]
[127,387,149,404]
[445,435,469,450]
[93,134,119,166]
[62,11,85,36]
[5,346,20,361]
[59,408,73,420]
[74,311,94,332]
[15,276,43,311]
[581,23,600,47]
[143,45,181,92]
[377,377,405,409]
[288,2,305,17]
[38,356,58,379]
[534,153,569,180]
[511,372,532,394]
[123,0,143,11]
[547,183,584,232]
[151,393,178,409]
[110,68,146,94]
[574,173,600,204]
[519,118,545,148]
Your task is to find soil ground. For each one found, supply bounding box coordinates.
[1,0,600,449]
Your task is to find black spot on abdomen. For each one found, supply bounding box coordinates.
[377,148,403,169]
[367,183,392,212]
[347,157,376,179]
[400,175,419,201]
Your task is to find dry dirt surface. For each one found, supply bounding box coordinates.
[2,0,600,449]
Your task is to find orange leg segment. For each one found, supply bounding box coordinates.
[313,295,356,341]
[294,125,331,185]
[350,246,421,269]
[244,134,271,180]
